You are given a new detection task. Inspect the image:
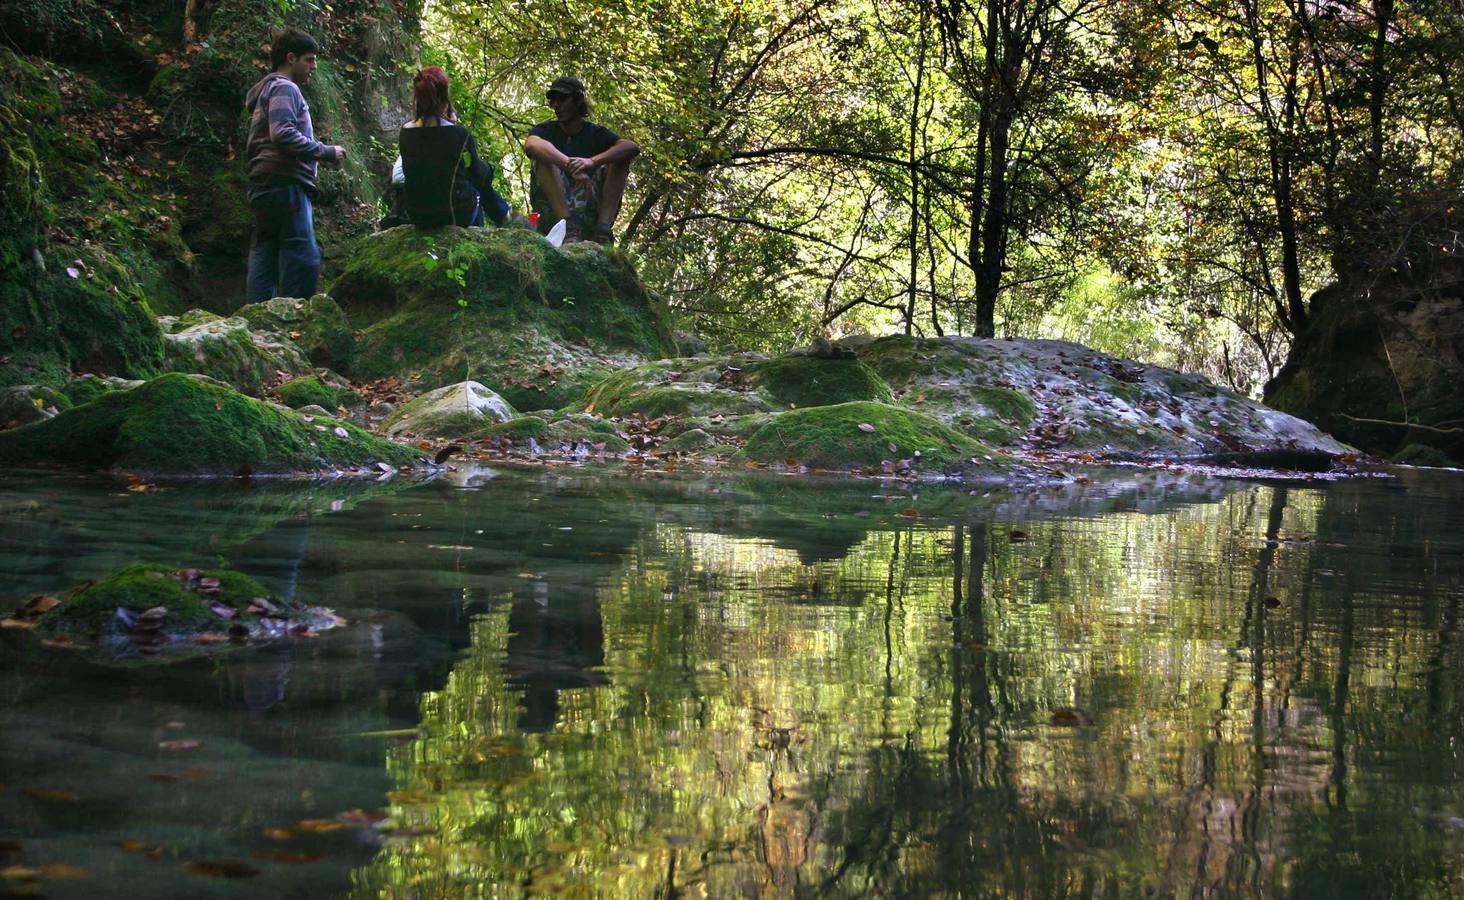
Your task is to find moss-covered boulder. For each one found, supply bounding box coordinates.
[0,384,70,427]
[853,335,1350,457]
[383,381,517,438]
[742,401,1000,470]
[274,375,342,410]
[581,353,889,419]
[0,372,422,475]
[42,563,283,634]
[160,312,313,396]
[235,294,356,368]
[330,227,676,409]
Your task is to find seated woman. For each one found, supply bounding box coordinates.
[398,67,495,228]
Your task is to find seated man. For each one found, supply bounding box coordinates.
[523,76,639,245]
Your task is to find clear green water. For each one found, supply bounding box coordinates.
[2,465,1462,898]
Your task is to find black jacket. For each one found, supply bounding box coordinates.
[400,123,494,227]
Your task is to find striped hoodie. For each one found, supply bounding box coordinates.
[244,72,332,190]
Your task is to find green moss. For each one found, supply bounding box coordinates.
[750,357,892,408]
[235,295,355,368]
[0,372,421,474]
[45,563,277,633]
[161,315,310,396]
[274,375,339,410]
[744,401,998,469]
[1,245,164,389]
[58,374,116,406]
[333,228,674,395]
[858,335,971,385]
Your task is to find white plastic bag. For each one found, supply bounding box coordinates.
[545,219,567,248]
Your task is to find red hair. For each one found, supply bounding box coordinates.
[413,67,455,123]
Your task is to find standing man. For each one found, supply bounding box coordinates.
[524,76,639,245]
[243,29,345,302]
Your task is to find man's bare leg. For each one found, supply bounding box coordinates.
[596,158,632,233]
[533,162,572,227]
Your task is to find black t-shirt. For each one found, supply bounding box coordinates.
[527,120,620,208]
[528,119,621,161]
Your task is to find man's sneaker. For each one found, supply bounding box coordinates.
[591,224,615,246]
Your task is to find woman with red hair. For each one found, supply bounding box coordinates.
[397,66,499,227]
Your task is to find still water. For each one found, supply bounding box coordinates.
[1,464,1462,898]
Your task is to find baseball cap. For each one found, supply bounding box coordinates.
[546,76,586,98]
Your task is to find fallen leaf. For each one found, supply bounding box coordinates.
[158,740,202,752]
[292,819,346,833]
[0,618,36,630]
[857,422,876,433]
[898,508,921,518]
[2,863,88,879]
[181,859,260,878]
[253,849,323,863]
[262,828,295,841]
[23,788,79,803]
[26,595,61,614]
[334,426,350,438]
[115,839,152,852]
[66,267,81,278]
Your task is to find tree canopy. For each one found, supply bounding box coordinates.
[423,0,1462,393]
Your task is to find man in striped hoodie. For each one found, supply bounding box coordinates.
[243,29,345,302]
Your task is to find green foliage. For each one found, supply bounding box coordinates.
[0,372,421,474]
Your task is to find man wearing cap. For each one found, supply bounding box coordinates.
[524,76,639,245]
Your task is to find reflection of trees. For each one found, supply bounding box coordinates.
[347,478,1464,898]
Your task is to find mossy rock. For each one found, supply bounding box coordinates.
[161,313,312,396]
[235,294,356,368]
[0,384,70,427]
[747,356,892,408]
[2,244,165,389]
[274,375,340,410]
[581,359,777,419]
[384,381,517,438]
[331,227,674,405]
[479,412,630,451]
[743,401,1001,470]
[43,563,281,634]
[1392,443,1455,468]
[0,372,423,475]
[58,374,120,407]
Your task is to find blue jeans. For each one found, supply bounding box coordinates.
[246,184,320,302]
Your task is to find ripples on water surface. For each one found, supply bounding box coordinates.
[1,465,1462,898]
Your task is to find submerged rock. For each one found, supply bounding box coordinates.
[15,563,346,661]
[329,227,676,409]
[383,381,517,437]
[0,372,423,475]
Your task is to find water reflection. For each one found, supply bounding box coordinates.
[348,472,1464,898]
[3,467,1462,897]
